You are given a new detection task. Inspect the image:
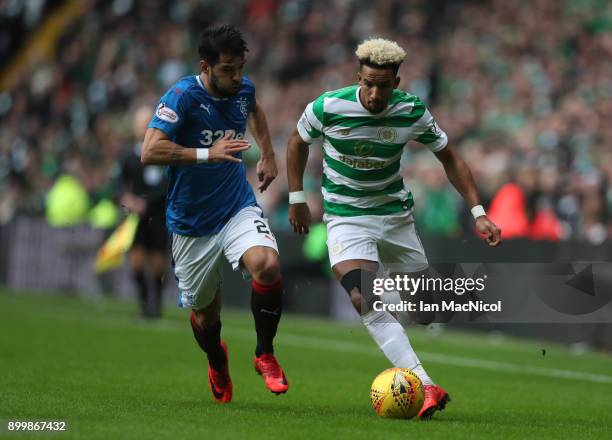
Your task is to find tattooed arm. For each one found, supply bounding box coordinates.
[141,128,250,165]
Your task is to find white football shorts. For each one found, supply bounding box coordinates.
[324,211,428,272]
[172,206,279,310]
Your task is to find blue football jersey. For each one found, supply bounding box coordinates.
[149,75,258,236]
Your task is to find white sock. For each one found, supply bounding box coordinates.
[362,310,434,386]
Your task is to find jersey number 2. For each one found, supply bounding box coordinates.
[254,220,270,235]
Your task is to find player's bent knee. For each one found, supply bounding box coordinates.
[192,308,220,328]
[255,262,281,285]
[350,290,364,312]
[249,249,281,285]
[192,293,221,328]
[340,269,377,315]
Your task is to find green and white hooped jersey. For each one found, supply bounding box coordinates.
[297,85,447,217]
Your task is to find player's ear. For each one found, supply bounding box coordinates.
[357,70,362,83]
[200,59,209,74]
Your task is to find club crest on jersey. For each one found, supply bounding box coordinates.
[331,242,343,256]
[378,127,397,144]
[156,103,179,123]
[340,128,351,136]
[238,97,249,118]
[353,141,374,157]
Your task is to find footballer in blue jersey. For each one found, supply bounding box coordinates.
[142,25,288,402]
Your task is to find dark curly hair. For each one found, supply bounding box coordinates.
[197,24,248,65]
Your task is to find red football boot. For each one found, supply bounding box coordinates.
[254,353,289,395]
[418,385,451,420]
[208,341,232,403]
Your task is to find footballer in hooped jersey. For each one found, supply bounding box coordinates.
[287,38,502,419]
[141,25,288,403]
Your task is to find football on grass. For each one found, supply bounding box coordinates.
[370,368,424,419]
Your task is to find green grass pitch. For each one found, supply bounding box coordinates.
[1,289,611,439]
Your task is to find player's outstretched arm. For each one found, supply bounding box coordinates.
[248,103,277,192]
[434,145,502,246]
[141,128,250,165]
[286,128,311,235]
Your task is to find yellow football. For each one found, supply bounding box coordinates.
[370,368,424,419]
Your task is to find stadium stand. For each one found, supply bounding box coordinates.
[0,0,611,243]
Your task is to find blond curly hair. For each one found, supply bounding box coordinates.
[355,38,406,67]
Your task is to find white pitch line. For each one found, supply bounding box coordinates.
[419,352,612,384]
[222,326,612,385]
[57,311,612,385]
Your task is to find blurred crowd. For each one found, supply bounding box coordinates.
[0,0,611,243]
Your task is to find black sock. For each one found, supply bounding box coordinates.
[190,312,226,370]
[133,271,148,314]
[152,274,164,317]
[251,279,283,357]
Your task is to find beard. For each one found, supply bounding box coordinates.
[210,74,241,98]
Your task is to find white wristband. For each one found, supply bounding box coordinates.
[471,205,486,219]
[289,191,306,204]
[196,148,209,163]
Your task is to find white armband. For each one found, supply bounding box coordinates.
[289,191,306,204]
[196,148,209,163]
[471,205,486,219]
